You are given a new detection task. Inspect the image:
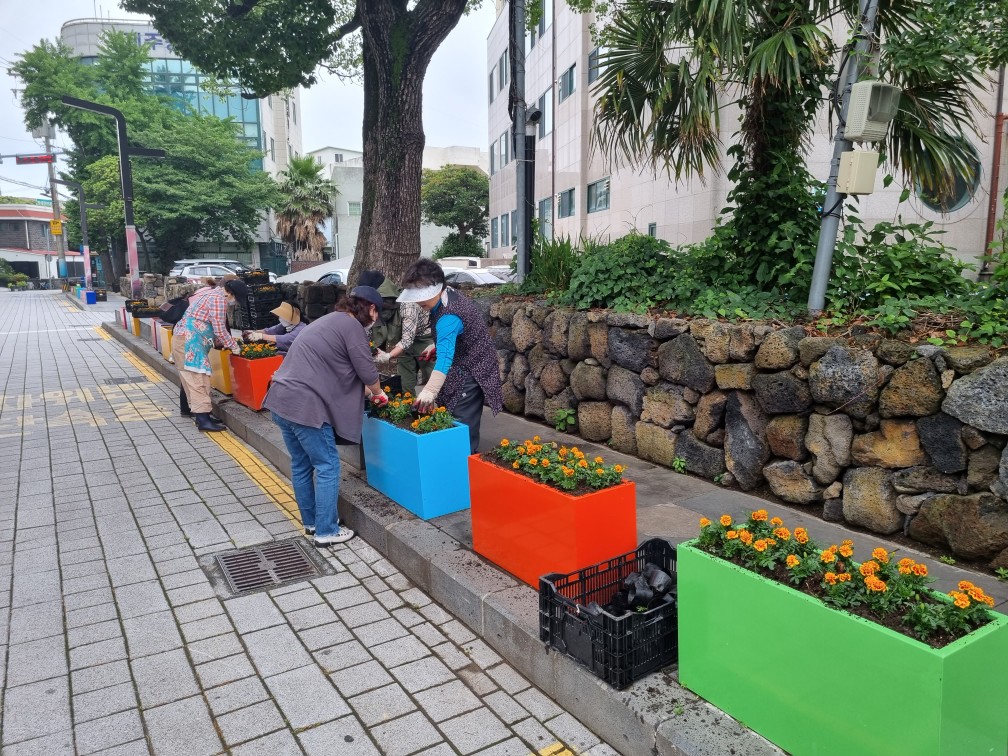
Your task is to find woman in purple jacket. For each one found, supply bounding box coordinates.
[243,301,306,354]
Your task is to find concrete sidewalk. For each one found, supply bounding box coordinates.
[107,316,1008,755]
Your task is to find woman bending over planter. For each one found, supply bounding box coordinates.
[243,300,306,354]
[263,286,389,547]
[172,278,245,432]
[396,259,503,453]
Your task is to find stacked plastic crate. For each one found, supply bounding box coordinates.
[239,270,283,329]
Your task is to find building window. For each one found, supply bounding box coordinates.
[490,142,496,175]
[537,87,553,138]
[647,222,657,237]
[292,102,297,124]
[491,217,499,248]
[500,213,510,248]
[499,132,509,167]
[588,48,602,83]
[537,197,553,239]
[587,178,610,213]
[488,71,495,104]
[334,153,343,163]
[288,143,293,158]
[270,137,275,161]
[558,64,576,102]
[557,188,575,218]
[498,50,508,91]
[348,201,362,216]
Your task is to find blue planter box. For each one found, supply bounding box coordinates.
[361,414,471,519]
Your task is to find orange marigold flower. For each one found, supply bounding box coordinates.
[770,517,783,527]
[533,435,541,442]
[739,530,753,545]
[794,528,809,545]
[838,544,854,558]
[384,385,391,392]
[872,548,890,564]
[563,467,574,477]
[911,563,928,577]
[838,572,852,583]
[983,595,995,607]
[774,527,790,541]
[950,591,971,609]
[578,459,588,468]
[595,468,604,475]
[517,446,526,455]
[594,456,604,464]
[614,464,625,474]
[859,561,879,577]
[528,459,538,466]
[865,576,888,593]
[541,459,550,467]
[786,555,800,569]
[752,509,768,522]
[820,550,837,564]
[824,572,838,585]
[958,580,975,592]
[898,557,914,569]
[500,439,510,447]
[699,517,712,528]
[726,530,739,540]
[898,565,913,575]
[720,515,732,527]
[967,586,987,603]
[753,539,768,553]
[558,448,568,458]
[411,420,420,429]
[512,461,520,469]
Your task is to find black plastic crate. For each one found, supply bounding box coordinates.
[125,299,148,313]
[240,269,272,285]
[539,538,677,689]
[378,373,402,396]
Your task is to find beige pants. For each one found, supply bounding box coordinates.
[172,335,212,413]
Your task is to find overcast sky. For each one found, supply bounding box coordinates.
[0,0,496,199]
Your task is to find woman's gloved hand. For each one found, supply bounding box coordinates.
[413,370,446,412]
[373,349,392,366]
[419,344,436,362]
[370,391,389,407]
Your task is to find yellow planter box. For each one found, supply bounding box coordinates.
[209,348,233,395]
[131,317,141,337]
[159,325,174,361]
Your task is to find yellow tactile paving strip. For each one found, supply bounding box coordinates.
[208,430,303,529]
[537,743,575,756]
[121,350,164,383]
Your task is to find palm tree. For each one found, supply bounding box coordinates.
[275,156,338,262]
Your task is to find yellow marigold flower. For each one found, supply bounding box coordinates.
[563,468,574,477]
[898,564,913,575]
[595,468,604,475]
[541,459,550,468]
[384,385,391,392]
[391,401,400,408]
[786,555,800,569]
[719,515,732,527]
[753,540,768,553]
[950,591,971,609]
[528,458,538,466]
[839,544,854,558]
[614,464,625,473]
[411,420,420,429]
[866,576,888,593]
[770,517,783,527]
[517,446,526,454]
[500,439,510,447]
[533,435,541,442]
[403,392,412,398]
[512,461,520,469]
[752,509,768,522]
[898,557,914,569]
[824,572,838,585]
[911,563,928,577]
[872,548,890,564]
[578,459,588,468]
[773,527,790,541]
[958,580,975,592]
[700,517,712,528]
[838,572,852,583]
[859,560,879,577]
[982,594,995,607]
[726,530,738,540]
[967,586,986,602]
[739,530,753,545]
[558,448,568,458]
[794,527,809,545]
[820,550,837,564]
[594,456,604,464]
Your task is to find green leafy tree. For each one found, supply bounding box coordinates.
[12,31,277,280]
[587,0,1008,295]
[421,165,489,241]
[275,156,339,262]
[124,0,477,284]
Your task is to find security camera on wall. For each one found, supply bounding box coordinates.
[526,107,543,124]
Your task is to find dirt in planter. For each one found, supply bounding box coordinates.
[477,450,622,498]
[366,412,450,436]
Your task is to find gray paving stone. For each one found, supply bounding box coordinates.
[370,635,432,669]
[370,710,443,756]
[431,641,472,672]
[545,712,602,752]
[65,602,119,630]
[180,613,235,644]
[390,656,456,694]
[413,745,458,756]
[72,681,138,723]
[310,572,358,593]
[314,639,373,674]
[350,682,416,727]
[340,602,392,628]
[244,624,313,677]
[438,708,515,755]
[271,586,322,612]
[472,737,533,756]
[160,569,206,590]
[483,690,530,725]
[419,603,453,626]
[486,663,531,696]
[186,630,244,663]
[297,620,353,651]
[457,667,497,697]
[69,637,128,670]
[113,581,170,618]
[165,582,217,606]
[400,587,432,608]
[512,717,559,751]
[414,679,482,723]
[6,635,69,686]
[74,709,144,754]
[286,602,340,631]
[514,687,564,722]
[441,619,477,646]
[2,729,75,756]
[324,585,372,610]
[353,617,409,647]
[410,622,449,648]
[71,660,132,695]
[195,652,258,689]
[106,554,157,587]
[172,597,224,624]
[130,648,199,708]
[2,676,72,745]
[391,606,427,629]
[206,676,270,717]
[223,592,286,633]
[265,664,351,729]
[230,728,303,756]
[298,715,381,756]
[216,700,286,746]
[329,660,396,698]
[143,695,224,755]
[583,742,622,755]
[122,611,183,657]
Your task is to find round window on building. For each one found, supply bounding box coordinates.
[916,142,982,213]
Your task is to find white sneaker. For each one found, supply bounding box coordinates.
[313,527,354,546]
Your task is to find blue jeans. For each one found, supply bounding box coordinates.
[271,412,342,538]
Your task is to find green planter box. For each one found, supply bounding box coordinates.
[677,541,1008,756]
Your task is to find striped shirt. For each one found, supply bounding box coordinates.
[182,288,237,350]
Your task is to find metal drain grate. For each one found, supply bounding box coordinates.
[215,540,320,594]
[104,376,145,385]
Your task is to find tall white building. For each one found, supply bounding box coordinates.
[487,3,1006,267]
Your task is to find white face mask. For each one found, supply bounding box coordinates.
[278,317,294,331]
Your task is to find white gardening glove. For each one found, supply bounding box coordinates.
[414,370,447,413]
[374,348,392,366]
[250,331,265,342]
[230,344,241,355]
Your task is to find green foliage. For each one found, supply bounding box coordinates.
[938,555,957,565]
[996,567,1008,582]
[421,165,489,239]
[671,457,687,474]
[521,230,582,297]
[0,196,38,205]
[0,259,29,288]
[566,232,674,312]
[553,408,576,432]
[432,233,485,260]
[275,156,337,262]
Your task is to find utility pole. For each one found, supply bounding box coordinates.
[511,0,529,283]
[40,125,67,277]
[807,0,880,315]
[60,96,165,298]
[54,178,105,290]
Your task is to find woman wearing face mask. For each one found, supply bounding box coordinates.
[172,278,245,432]
[243,301,305,354]
[263,286,389,547]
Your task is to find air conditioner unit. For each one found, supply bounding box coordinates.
[845,81,902,142]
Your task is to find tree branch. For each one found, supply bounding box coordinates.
[227,0,261,19]
[333,6,363,42]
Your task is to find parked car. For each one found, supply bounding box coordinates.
[276,260,351,284]
[169,259,277,282]
[444,269,506,286]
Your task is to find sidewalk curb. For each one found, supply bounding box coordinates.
[102,320,783,756]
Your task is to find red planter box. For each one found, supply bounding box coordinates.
[468,454,637,587]
[230,354,283,411]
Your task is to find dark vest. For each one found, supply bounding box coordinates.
[430,289,503,414]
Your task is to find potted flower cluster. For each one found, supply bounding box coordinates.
[361,390,471,520]
[469,436,637,587]
[229,340,283,411]
[677,510,1008,756]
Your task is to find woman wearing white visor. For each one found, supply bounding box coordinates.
[397,258,503,453]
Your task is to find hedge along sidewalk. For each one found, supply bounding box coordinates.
[104,320,1008,754]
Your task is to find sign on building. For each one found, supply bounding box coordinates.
[50,219,63,236]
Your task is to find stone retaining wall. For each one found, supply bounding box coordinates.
[484,299,1008,568]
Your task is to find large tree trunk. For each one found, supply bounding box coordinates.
[350,0,469,287]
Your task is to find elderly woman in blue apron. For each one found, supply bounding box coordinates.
[172,278,246,431]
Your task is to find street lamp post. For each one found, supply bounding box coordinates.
[59,96,165,297]
[53,178,106,289]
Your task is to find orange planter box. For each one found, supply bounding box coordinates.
[229,354,283,411]
[468,455,637,587]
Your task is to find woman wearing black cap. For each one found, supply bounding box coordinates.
[262,286,390,547]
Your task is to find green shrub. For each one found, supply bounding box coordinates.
[567,232,680,311]
[520,229,582,297]
[432,233,484,260]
